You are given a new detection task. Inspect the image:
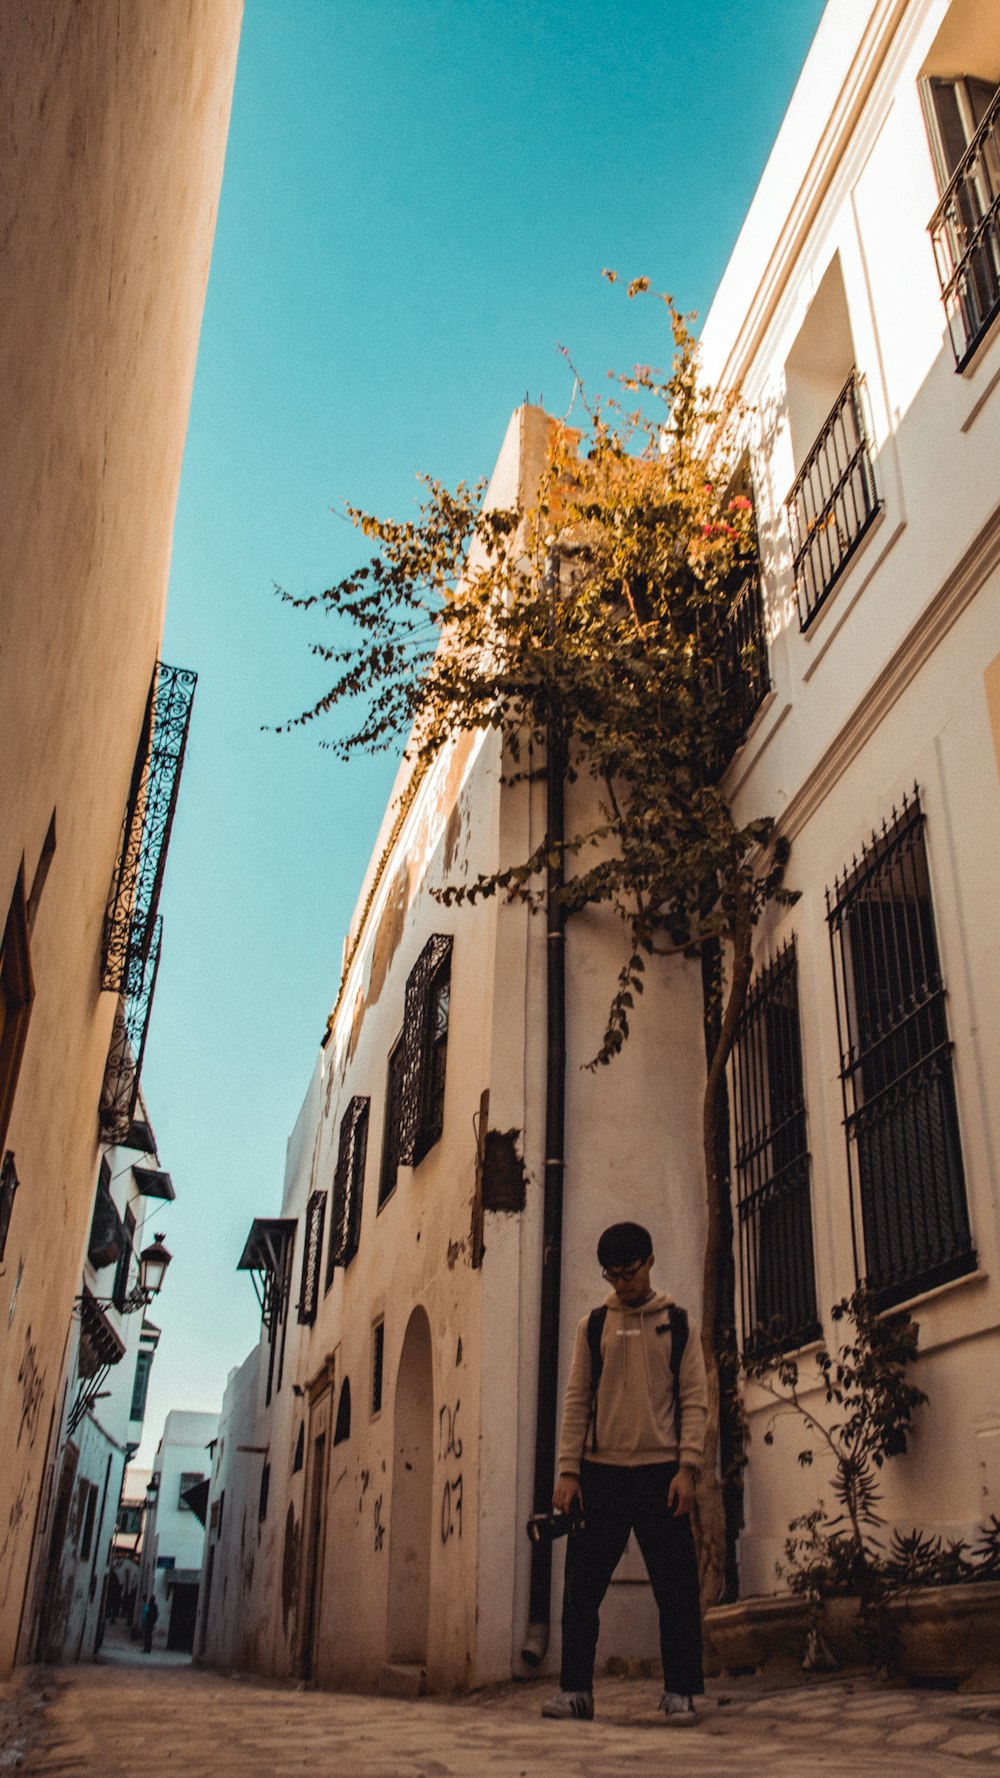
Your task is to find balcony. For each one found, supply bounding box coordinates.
[785,370,879,631]
[929,85,1000,370]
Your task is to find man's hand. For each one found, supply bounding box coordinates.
[552,1473,583,1515]
[667,1464,696,1516]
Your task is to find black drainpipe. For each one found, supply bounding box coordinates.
[522,547,566,1666]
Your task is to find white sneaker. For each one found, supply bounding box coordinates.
[659,1690,697,1726]
[541,1689,594,1720]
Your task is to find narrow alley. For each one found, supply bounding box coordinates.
[5,1632,1000,1778]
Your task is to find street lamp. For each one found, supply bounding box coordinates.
[137,1232,172,1300]
[76,1231,173,1316]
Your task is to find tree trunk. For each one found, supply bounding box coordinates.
[693,889,754,1606]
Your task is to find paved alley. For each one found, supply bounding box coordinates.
[6,1643,1000,1778]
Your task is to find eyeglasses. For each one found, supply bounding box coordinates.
[601,1259,645,1284]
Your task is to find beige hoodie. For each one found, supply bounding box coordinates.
[557,1289,708,1475]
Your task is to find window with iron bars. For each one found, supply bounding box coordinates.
[717,464,770,747]
[785,370,879,630]
[398,934,452,1169]
[730,939,819,1351]
[328,1097,369,1278]
[924,77,1000,370]
[827,790,975,1309]
[379,935,454,1207]
[297,1189,327,1325]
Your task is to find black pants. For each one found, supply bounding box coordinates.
[560,1459,703,1695]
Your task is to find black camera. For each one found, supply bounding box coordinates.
[526,1510,585,1545]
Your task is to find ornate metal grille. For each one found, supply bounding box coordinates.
[730,939,819,1350]
[102,662,196,993]
[398,933,453,1168]
[827,791,974,1308]
[929,85,1000,369]
[297,1190,327,1325]
[98,916,163,1143]
[722,565,770,743]
[786,371,879,630]
[329,1097,369,1280]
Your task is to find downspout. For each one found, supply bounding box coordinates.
[522,547,566,1666]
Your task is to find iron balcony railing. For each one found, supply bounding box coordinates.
[785,370,880,631]
[102,662,196,994]
[929,85,1000,370]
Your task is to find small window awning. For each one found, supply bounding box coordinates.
[166,1568,203,1588]
[125,1118,158,1156]
[179,1479,210,1525]
[237,1218,296,1276]
[79,1289,126,1371]
[132,1166,175,1201]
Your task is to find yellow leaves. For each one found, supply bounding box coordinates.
[627,276,650,299]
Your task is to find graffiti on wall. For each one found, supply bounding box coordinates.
[438,1397,463,1543]
[17,1325,44,1450]
[438,1400,462,1462]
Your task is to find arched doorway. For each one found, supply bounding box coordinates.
[387,1306,433,1666]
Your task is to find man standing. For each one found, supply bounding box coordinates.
[542,1221,708,1726]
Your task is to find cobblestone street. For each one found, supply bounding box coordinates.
[5,1636,1000,1778]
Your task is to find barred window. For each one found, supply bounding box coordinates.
[827,791,974,1308]
[398,934,453,1168]
[297,1190,327,1324]
[378,1041,404,1207]
[731,940,819,1350]
[328,1098,369,1278]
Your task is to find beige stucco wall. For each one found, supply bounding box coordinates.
[0,0,241,1673]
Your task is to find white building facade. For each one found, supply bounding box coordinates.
[139,1410,219,1653]
[697,0,1000,1592]
[197,0,1000,1691]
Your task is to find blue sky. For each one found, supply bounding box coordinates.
[137,0,827,1459]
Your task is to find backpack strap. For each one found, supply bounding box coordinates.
[667,1304,689,1447]
[586,1305,608,1452]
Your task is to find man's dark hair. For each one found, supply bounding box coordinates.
[597,1221,653,1268]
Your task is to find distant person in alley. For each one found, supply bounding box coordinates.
[141,1593,159,1654]
[542,1221,708,1727]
